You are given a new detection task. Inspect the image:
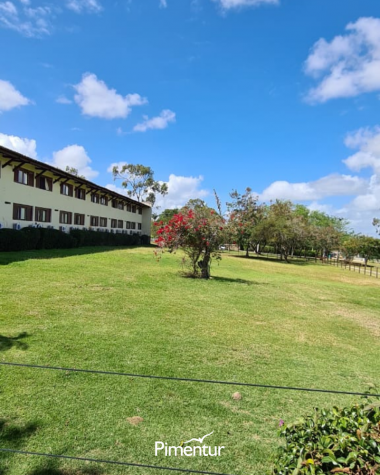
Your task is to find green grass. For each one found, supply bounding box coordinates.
[1,246,380,475]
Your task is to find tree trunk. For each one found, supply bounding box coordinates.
[246,245,249,258]
[200,252,211,279]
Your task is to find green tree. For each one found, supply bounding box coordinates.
[112,164,168,206]
[343,235,380,266]
[227,188,260,257]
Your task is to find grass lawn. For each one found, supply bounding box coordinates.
[1,246,380,475]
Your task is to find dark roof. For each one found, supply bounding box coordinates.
[0,145,150,209]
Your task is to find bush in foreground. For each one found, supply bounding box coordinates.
[272,394,380,475]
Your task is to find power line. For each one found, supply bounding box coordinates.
[0,448,237,475]
[1,361,378,397]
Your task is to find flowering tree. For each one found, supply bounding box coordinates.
[154,200,225,279]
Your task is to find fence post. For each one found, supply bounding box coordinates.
[370,267,372,277]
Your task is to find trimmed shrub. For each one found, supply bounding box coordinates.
[0,227,150,252]
[272,394,380,475]
[0,229,29,252]
[38,228,77,250]
[20,227,42,250]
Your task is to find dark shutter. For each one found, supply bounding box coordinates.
[27,172,34,187]
[27,206,33,221]
[13,204,18,219]
[69,185,73,197]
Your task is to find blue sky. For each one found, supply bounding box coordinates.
[1,0,380,234]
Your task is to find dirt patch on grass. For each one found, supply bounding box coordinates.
[127,416,144,426]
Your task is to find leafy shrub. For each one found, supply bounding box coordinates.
[0,229,29,251]
[69,229,144,247]
[39,228,77,250]
[20,227,42,250]
[272,394,380,475]
[0,227,149,252]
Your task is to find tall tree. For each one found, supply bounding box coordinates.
[112,164,168,206]
[227,188,260,257]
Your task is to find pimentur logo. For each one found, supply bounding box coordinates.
[155,431,225,457]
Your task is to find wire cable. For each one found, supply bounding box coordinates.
[0,448,237,475]
[1,361,378,397]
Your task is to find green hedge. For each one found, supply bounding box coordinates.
[0,227,150,252]
[272,393,380,474]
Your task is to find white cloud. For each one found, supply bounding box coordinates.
[74,73,148,119]
[159,0,167,7]
[257,126,380,235]
[106,161,127,173]
[0,133,37,158]
[66,0,102,13]
[51,144,99,179]
[133,109,176,132]
[56,95,72,105]
[0,1,52,36]
[105,183,129,197]
[156,174,209,209]
[259,174,368,202]
[305,17,380,103]
[0,79,31,112]
[213,0,279,10]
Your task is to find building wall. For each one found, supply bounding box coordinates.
[0,157,152,236]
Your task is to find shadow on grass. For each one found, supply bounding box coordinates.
[0,333,29,352]
[28,461,105,475]
[0,418,39,474]
[211,276,269,285]
[0,420,105,475]
[0,246,151,266]
[231,254,317,266]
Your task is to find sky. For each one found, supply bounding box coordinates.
[1,0,380,235]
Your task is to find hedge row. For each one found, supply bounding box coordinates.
[0,228,150,252]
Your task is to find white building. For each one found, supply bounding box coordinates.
[0,145,152,237]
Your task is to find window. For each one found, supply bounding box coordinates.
[100,196,108,206]
[131,222,136,230]
[118,202,123,210]
[126,204,132,212]
[13,203,33,221]
[132,205,137,213]
[74,213,85,226]
[59,211,72,225]
[90,216,99,227]
[91,193,100,204]
[61,183,73,197]
[126,221,131,229]
[36,175,53,192]
[111,219,117,228]
[100,217,107,227]
[75,188,86,200]
[138,207,142,215]
[138,223,142,230]
[117,220,123,229]
[35,207,51,223]
[14,168,34,186]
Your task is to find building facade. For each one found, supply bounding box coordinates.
[0,146,152,236]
